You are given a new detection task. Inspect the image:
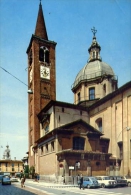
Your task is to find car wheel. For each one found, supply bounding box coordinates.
[101,184,105,188]
[2,182,4,185]
[87,185,90,189]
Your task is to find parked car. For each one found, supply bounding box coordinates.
[82,176,100,189]
[109,176,127,187]
[95,176,117,188]
[10,177,19,182]
[0,175,4,183]
[2,175,11,185]
[123,176,131,187]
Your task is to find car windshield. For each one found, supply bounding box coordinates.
[125,176,131,179]
[117,176,124,179]
[104,177,110,180]
[89,177,96,181]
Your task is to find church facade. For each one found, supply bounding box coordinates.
[27,2,131,181]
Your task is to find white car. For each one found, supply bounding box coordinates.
[123,176,131,187]
[10,177,19,182]
[95,176,117,188]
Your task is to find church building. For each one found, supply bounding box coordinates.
[27,2,131,182]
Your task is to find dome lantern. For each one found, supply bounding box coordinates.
[88,27,101,62]
[71,28,118,105]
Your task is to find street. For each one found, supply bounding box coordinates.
[0,180,131,195]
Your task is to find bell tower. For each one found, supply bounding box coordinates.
[26,2,57,166]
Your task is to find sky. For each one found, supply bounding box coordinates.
[0,0,131,160]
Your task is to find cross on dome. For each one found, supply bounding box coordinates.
[91,27,97,37]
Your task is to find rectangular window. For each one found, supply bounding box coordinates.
[46,144,48,153]
[93,52,95,59]
[73,137,84,150]
[78,92,80,103]
[41,146,43,155]
[98,120,102,132]
[89,88,95,100]
[51,141,54,151]
[119,143,123,159]
[102,147,106,153]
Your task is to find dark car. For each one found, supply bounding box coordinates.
[2,175,11,185]
[109,176,127,187]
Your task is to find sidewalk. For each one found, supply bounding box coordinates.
[26,179,78,188]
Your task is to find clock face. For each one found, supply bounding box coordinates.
[40,66,50,79]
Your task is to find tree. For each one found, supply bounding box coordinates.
[29,166,35,178]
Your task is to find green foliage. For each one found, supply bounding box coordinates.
[24,165,29,173]
[29,166,35,178]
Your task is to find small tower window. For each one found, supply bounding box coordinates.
[39,48,44,61]
[45,50,49,63]
[39,46,49,63]
[93,51,95,59]
[96,52,98,58]
[89,88,95,100]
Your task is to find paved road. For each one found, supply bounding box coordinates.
[0,180,131,195]
[0,182,48,195]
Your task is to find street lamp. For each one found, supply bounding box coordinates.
[115,127,131,175]
[27,89,33,94]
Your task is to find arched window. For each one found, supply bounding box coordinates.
[73,137,85,150]
[39,48,44,61]
[39,46,49,63]
[45,49,49,63]
[96,118,102,132]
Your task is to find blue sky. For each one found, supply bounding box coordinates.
[0,0,131,160]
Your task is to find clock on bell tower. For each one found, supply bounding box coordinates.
[26,2,57,167]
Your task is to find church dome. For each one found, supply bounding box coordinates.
[72,60,115,89]
[72,27,117,91]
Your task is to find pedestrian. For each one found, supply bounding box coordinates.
[79,174,83,190]
[62,175,65,184]
[21,175,26,188]
[77,174,80,185]
[37,174,40,182]
[20,170,24,180]
[34,173,37,182]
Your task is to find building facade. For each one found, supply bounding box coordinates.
[27,2,131,181]
[0,145,23,176]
